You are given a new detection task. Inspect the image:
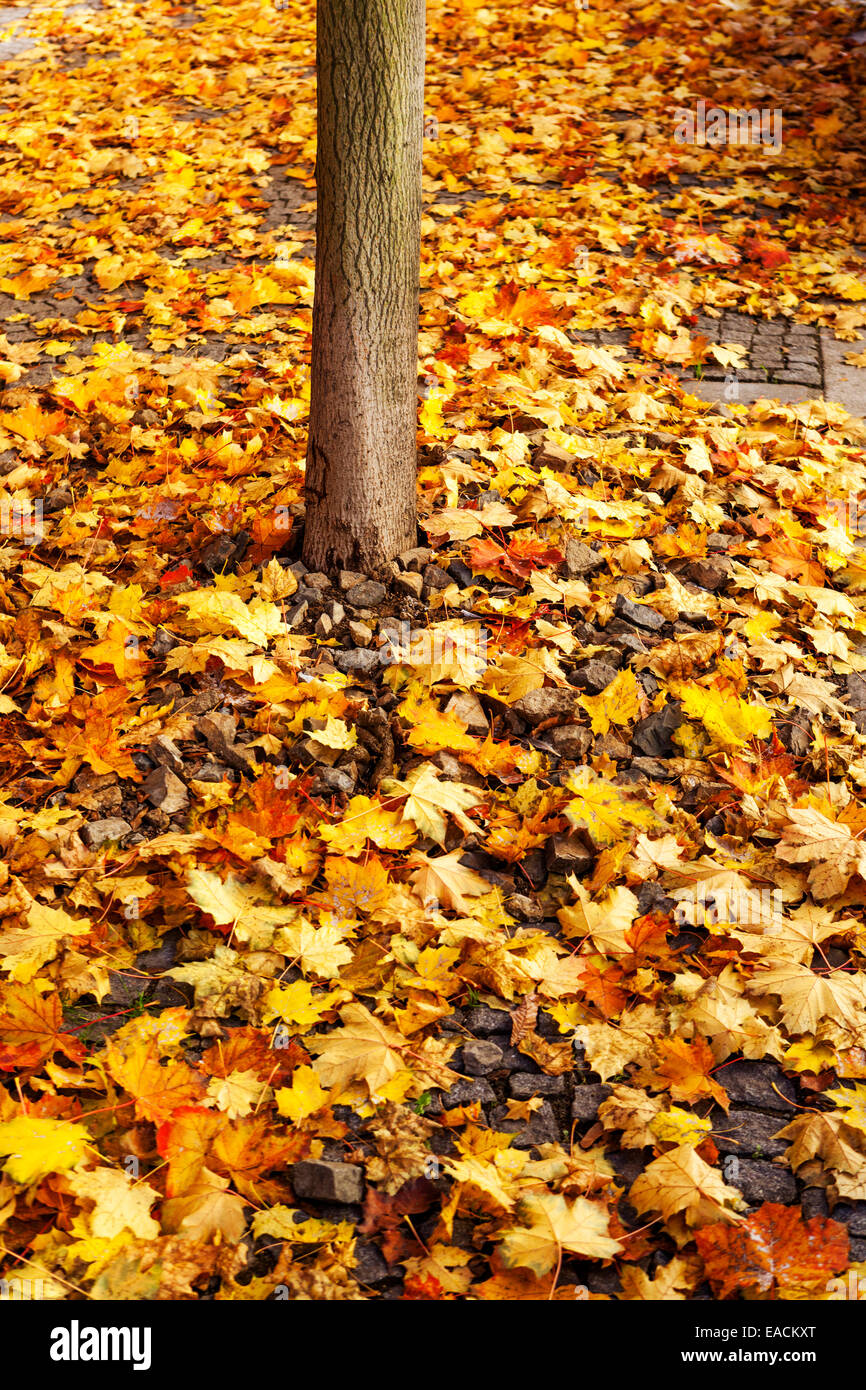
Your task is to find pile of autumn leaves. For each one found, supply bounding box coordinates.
[3,383,866,1301]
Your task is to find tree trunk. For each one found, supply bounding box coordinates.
[302,0,425,573]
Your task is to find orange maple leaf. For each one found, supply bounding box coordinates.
[107,1039,208,1125]
[695,1202,848,1298]
[0,983,86,1070]
[651,1037,729,1110]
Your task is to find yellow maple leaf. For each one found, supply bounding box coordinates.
[499,1192,623,1275]
[265,981,340,1031]
[649,1107,713,1149]
[564,768,658,849]
[307,1003,407,1096]
[619,1255,701,1300]
[276,1065,329,1123]
[599,1085,665,1148]
[0,899,92,982]
[0,1116,91,1184]
[675,683,773,751]
[186,869,295,945]
[319,795,417,854]
[174,589,285,646]
[827,1085,866,1134]
[69,1168,161,1240]
[746,961,865,1035]
[206,1068,268,1119]
[274,919,354,980]
[579,668,643,734]
[383,762,483,845]
[408,849,491,912]
[251,1205,354,1244]
[630,1144,744,1226]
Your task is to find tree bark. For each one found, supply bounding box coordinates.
[302,0,425,572]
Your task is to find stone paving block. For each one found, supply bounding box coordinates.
[717,1060,797,1112]
[710,1107,788,1157]
[687,381,823,406]
[732,1159,797,1206]
[822,328,866,418]
[572,1083,613,1121]
[291,1159,365,1205]
[490,1100,560,1149]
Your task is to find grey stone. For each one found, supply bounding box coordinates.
[710,1108,787,1158]
[847,674,866,710]
[333,648,379,677]
[440,1078,497,1108]
[632,703,683,758]
[447,559,473,587]
[396,571,424,597]
[564,539,602,575]
[545,833,592,875]
[505,893,544,922]
[193,763,231,782]
[629,756,676,780]
[572,1084,612,1121]
[81,818,132,849]
[291,1159,365,1205]
[496,1045,540,1073]
[142,766,188,815]
[613,594,665,631]
[800,1187,829,1221]
[285,598,308,629]
[465,1005,511,1035]
[718,1060,797,1113]
[690,381,824,407]
[445,691,488,733]
[773,369,822,386]
[440,1008,466,1031]
[510,1073,567,1099]
[609,1150,647,1186]
[44,487,73,516]
[338,570,366,590]
[398,546,432,571]
[595,732,630,761]
[828,1202,866,1237]
[345,581,386,607]
[549,724,592,760]
[585,1266,622,1295]
[490,1100,560,1148]
[732,1158,796,1206]
[148,734,183,770]
[463,1039,504,1075]
[571,660,618,695]
[352,1241,391,1285]
[318,767,355,795]
[422,563,451,591]
[148,628,177,659]
[684,556,729,590]
[198,533,236,575]
[513,687,577,725]
[197,710,255,772]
